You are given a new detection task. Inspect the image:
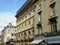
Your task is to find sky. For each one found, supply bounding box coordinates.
[0,0,26,32]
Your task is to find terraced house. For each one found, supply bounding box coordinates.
[15,0,60,45]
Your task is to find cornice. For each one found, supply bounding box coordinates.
[15,0,38,18]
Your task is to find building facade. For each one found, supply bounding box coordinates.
[15,0,60,45]
[2,23,16,45]
[0,35,2,45]
[15,0,36,45]
[1,29,5,45]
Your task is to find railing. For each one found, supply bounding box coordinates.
[45,31,60,37]
[20,38,34,42]
[50,15,58,18]
[34,31,60,37]
[35,33,45,36]
[15,34,34,42]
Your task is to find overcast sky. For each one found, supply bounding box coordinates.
[0,0,26,32]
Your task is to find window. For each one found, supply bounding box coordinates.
[29,13,31,15]
[33,18,34,22]
[22,17,23,20]
[29,20,31,25]
[38,11,42,35]
[17,26,19,30]
[25,22,26,26]
[28,31,31,38]
[32,30,34,35]
[32,18,34,25]
[39,4,41,10]
[17,27,18,30]
[38,11,42,22]
[15,44,16,45]
[21,33,23,35]
[28,31,31,35]
[25,15,27,18]
[51,22,57,33]
[19,34,20,36]
[49,16,57,33]
[22,24,23,28]
[19,25,20,29]
[34,5,36,8]
[33,10,35,12]
[18,34,19,37]
[32,30,34,33]
[21,44,23,45]
[38,27,42,35]
[50,3,55,16]
[39,4,41,7]
[15,30,16,32]
[25,43,27,45]
[24,32,26,36]
[12,33,14,36]
[24,32,26,39]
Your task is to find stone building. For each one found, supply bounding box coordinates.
[1,29,5,45]
[2,23,16,45]
[0,35,2,45]
[15,0,60,45]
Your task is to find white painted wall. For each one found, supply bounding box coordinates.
[3,23,16,42]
